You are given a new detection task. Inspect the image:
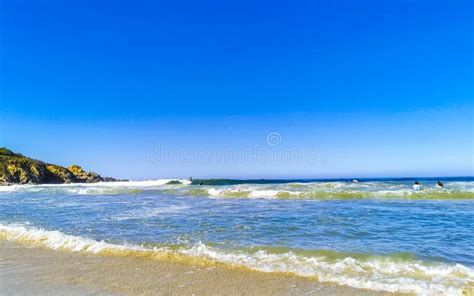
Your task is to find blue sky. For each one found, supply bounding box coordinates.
[0,0,472,179]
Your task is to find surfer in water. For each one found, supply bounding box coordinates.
[413,181,423,191]
[435,181,444,189]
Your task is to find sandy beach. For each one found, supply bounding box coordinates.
[0,240,395,296]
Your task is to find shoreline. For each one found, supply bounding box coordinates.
[0,241,394,295]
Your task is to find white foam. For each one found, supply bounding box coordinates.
[1,181,473,200]
[53,179,186,187]
[0,185,21,192]
[0,179,189,192]
[0,223,142,253]
[180,244,474,295]
[207,188,224,196]
[248,189,282,198]
[206,187,281,199]
[0,223,472,295]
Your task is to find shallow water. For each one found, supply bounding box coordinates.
[1,178,473,295]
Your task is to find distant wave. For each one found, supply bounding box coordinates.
[1,179,473,200]
[1,222,472,295]
[191,177,474,186]
[183,188,474,200]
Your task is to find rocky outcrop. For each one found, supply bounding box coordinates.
[67,165,103,183]
[0,148,125,185]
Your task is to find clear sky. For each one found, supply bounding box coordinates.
[0,0,473,179]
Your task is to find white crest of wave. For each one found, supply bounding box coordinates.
[248,189,282,198]
[0,185,24,192]
[206,187,281,198]
[181,244,474,295]
[0,179,191,194]
[0,223,142,253]
[53,179,189,187]
[1,223,473,295]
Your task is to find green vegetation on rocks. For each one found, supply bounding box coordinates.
[0,148,125,185]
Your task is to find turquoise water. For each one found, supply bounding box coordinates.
[1,178,473,294]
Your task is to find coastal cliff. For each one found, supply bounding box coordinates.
[0,148,124,185]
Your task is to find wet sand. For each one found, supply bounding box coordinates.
[0,240,395,296]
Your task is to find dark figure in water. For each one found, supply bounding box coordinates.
[413,181,423,191]
[436,181,444,188]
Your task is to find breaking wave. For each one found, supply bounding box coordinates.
[0,179,473,200]
[1,223,473,295]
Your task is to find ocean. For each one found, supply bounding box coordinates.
[1,177,473,295]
